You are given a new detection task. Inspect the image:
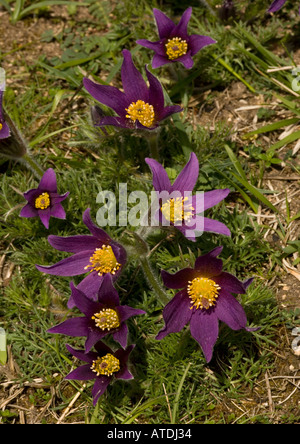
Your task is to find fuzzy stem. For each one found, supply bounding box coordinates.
[147,131,160,160]
[139,255,169,306]
[199,0,216,16]
[21,154,44,179]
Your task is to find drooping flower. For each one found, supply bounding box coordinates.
[0,82,10,139]
[268,0,299,13]
[145,152,231,241]
[65,341,134,405]
[20,168,69,229]
[156,246,258,362]
[136,7,216,69]
[83,49,182,131]
[36,208,127,307]
[48,274,145,351]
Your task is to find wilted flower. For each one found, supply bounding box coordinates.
[65,341,135,405]
[0,83,10,139]
[156,246,258,362]
[136,7,216,69]
[268,0,299,13]
[145,152,231,241]
[83,49,182,131]
[48,274,145,351]
[36,208,127,307]
[20,168,69,229]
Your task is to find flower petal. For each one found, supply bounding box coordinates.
[65,364,95,381]
[161,268,196,289]
[202,216,231,236]
[214,290,247,330]
[0,121,10,139]
[192,188,230,213]
[50,203,66,220]
[20,203,38,218]
[112,322,128,349]
[213,271,247,295]
[188,34,216,56]
[152,53,170,68]
[153,8,175,39]
[82,208,112,243]
[121,49,148,103]
[35,250,92,276]
[177,53,194,69]
[145,157,172,192]
[117,305,146,323]
[48,234,100,253]
[146,65,164,117]
[171,152,199,193]
[156,290,192,339]
[158,105,183,122]
[268,0,286,12]
[38,168,57,193]
[38,208,51,229]
[97,273,120,306]
[190,309,219,362]
[70,281,99,316]
[83,77,128,116]
[92,376,111,404]
[47,317,89,337]
[194,247,223,277]
[136,39,166,56]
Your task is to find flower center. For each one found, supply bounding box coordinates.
[91,308,120,331]
[90,353,120,377]
[0,123,3,131]
[165,37,188,60]
[187,277,220,310]
[84,244,121,276]
[161,197,194,224]
[35,192,51,210]
[125,100,155,128]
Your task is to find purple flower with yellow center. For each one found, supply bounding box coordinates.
[48,274,145,351]
[83,49,182,131]
[268,0,299,13]
[65,341,134,405]
[136,7,216,69]
[20,168,69,229]
[156,246,258,362]
[35,208,127,308]
[145,152,231,241]
[0,83,10,139]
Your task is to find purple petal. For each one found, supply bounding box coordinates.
[35,250,92,276]
[82,208,112,243]
[20,203,38,218]
[203,216,231,236]
[136,39,166,56]
[92,377,111,404]
[83,77,128,117]
[38,208,51,229]
[146,65,164,117]
[268,0,286,12]
[158,105,182,122]
[22,188,40,203]
[38,168,57,193]
[75,272,104,305]
[85,329,107,353]
[192,188,230,212]
[48,234,99,253]
[50,203,66,220]
[243,277,254,290]
[161,268,196,289]
[65,364,95,381]
[213,271,247,295]
[117,305,146,323]
[188,35,216,56]
[170,7,192,40]
[121,49,148,103]
[66,344,97,364]
[70,281,99,316]
[153,8,175,39]
[145,157,172,192]
[112,323,128,349]
[190,310,219,362]
[0,121,10,139]
[176,53,194,69]
[96,115,128,128]
[194,247,223,277]
[47,317,89,337]
[156,290,192,339]
[97,273,120,306]
[171,152,199,193]
[152,53,170,68]
[51,191,69,205]
[214,290,247,330]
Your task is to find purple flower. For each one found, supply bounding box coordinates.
[145,152,231,241]
[156,246,258,362]
[20,168,69,229]
[83,49,182,131]
[48,274,145,351]
[35,208,127,308]
[136,7,216,69]
[268,0,299,13]
[0,83,10,139]
[65,341,134,405]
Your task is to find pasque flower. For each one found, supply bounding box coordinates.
[145,152,231,241]
[83,49,182,130]
[268,0,299,13]
[0,83,10,139]
[156,246,258,362]
[136,7,216,69]
[65,341,134,405]
[20,168,69,229]
[48,274,145,351]
[36,208,127,307]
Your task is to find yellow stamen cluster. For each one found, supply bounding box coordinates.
[91,353,120,377]
[35,192,51,210]
[85,244,121,276]
[0,123,3,131]
[187,277,220,310]
[165,37,188,60]
[161,197,194,224]
[92,308,120,331]
[125,100,155,128]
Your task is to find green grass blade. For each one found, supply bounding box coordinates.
[267,129,300,154]
[0,0,11,12]
[224,145,248,181]
[11,0,24,23]
[171,362,191,424]
[242,118,299,139]
[19,1,88,19]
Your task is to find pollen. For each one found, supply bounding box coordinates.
[90,353,120,377]
[0,123,3,131]
[187,277,220,310]
[125,100,155,128]
[165,37,188,60]
[92,308,120,331]
[84,244,121,276]
[35,192,51,210]
[161,197,194,224]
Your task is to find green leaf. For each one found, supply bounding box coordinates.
[18,1,88,20]
[243,118,300,139]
